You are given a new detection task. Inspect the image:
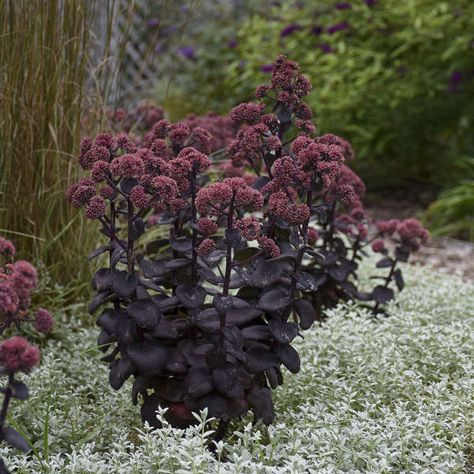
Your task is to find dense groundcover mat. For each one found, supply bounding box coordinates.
[1,261,473,473]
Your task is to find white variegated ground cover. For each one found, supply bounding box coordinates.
[1,261,473,473]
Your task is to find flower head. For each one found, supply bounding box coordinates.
[85,196,106,219]
[91,160,110,183]
[0,336,40,373]
[0,281,19,314]
[236,216,261,241]
[34,308,54,333]
[371,238,385,253]
[197,238,215,256]
[149,176,179,201]
[197,218,218,236]
[110,154,145,178]
[257,236,280,258]
[230,103,265,124]
[307,227,319,245]
[11,260,37,305]
[0,238,16,259]
[176,147,211,173]
[168,122,191,146]
[129,185,149,209]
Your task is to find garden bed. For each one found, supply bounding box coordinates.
[1,260,473,473]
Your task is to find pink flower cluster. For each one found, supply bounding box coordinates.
[0,336,40,373]
[197,218,218,236]
[196,178,263,216]
[110,104,165,133]
[10,260,38,307]
[257,236,280,258]
[230,102,265,125]
[236,217,262,241]
[34,308,54,333]
[0,281,19,314]
[184,113,235,153]
[0,238,15,260]
[197,238,216,256]
[267,191,311,225]
[335,214,369,241]
[0,236,54,343]
[376,218,429,251]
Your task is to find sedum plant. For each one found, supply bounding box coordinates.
[67,56,427,441]
[0,238,54,473]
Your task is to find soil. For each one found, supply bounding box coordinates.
[364,189,474,281]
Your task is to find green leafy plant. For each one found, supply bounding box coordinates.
[156,0,474,187]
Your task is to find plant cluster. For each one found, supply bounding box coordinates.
[67,56,428,440]
[0,237,53,473]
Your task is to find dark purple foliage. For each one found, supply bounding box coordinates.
[68,56,427,442]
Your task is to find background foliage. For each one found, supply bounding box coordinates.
[157,0,474,184]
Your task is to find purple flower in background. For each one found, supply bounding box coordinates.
[395,65,408,77]
[450,71,463,84]
[311,25,323,36]
[335,2,352,9]
[261,64,274,73]
[148,18,160,28]
[178,46,196,60]
[228,38,238,49]
[365,0,377,6]
[155,43,165,54]
[319,43,335,53]
[447,71,463,93]
[280,23,302,37]
[161,25,177,37]
[327,22,350,34]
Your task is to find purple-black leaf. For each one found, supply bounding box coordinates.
[247,387,275,425]
[109,357,134,390]
[176,284,207,309]
[88,291,112,314]
[293,298,316,330]
[241,325,272,341]
[184,369,214,398]
[9,380,28,400]
[88,245,109,260]
[394,268,404,291]
[112,270,139,298]
[2,426,30,453]
[268,319,298,343]
[226,307,262,325]
[258,290,290,312]
[249,261,283,288]
[224,228,241,247]
[91,268,113,292]
[170,237,193,253]
[127,342,168,376]
[245,348,279,373]
[126,299,161,328]
[372,285,394,304]
[376,257,393,268]
[277,344,300,373]
[295,271,319,291]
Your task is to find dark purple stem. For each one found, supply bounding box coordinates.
[219,194,236,347]
[0,373,14,429]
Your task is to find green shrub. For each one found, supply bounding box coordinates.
[160,0,474,186]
